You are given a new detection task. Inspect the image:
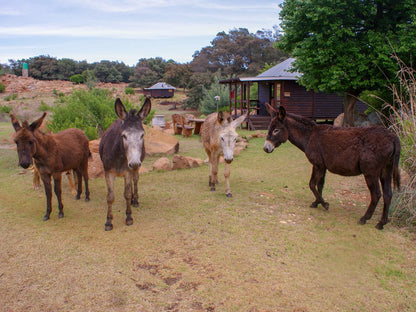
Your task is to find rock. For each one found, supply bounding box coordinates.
[144,126,179,156]
[88,149,104,178]
[172,155,203,170]
[152,157,172,171]
[89,139,100,153]
[172,155,190,170]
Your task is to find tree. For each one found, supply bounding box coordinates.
[131,57,174,88]
[278,0,416,126]
[192,28,286,78]
[163,63,192,89]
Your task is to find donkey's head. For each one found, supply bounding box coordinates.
[10,113,46,168]
[115,97,151,170]
[263,104,289,153]
[217,111,246,164]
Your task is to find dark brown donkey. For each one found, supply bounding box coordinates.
[11,113,90,221]
[99,97,151,231]
[263,104,401,230]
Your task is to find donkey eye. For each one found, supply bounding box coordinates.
[272,129,280,136]
[121,134,127,140]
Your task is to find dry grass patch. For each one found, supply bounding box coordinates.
[0,127,415,311]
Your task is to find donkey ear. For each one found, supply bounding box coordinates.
[278,106,286,120]
[231,114,246,129]
[217,111,224,124]
[10,114,22,132]
[29,112,47,132]
[138,96,152,119]
[115,98,128,120]
[266,103,278,117]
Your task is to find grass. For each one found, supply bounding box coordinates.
[0,122,416,312]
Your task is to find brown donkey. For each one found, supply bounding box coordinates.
[99,97,151,231]
[11,113,90,221]
[201,111,246,197]
[263,105,400,230]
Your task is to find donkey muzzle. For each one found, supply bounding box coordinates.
[263,140,275,153]
[128,161,141,170]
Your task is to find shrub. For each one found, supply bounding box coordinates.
[0,83,5,93]
[199,81,230,115]
[48,88,135,140]
[385,57,416,228]
[124,87,135,95]
[70,74,84,84]
[38,101,51,112]
[0,105,11,114]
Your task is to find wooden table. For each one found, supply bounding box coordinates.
[189,118,205,135]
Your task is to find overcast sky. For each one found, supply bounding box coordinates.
[0,0,283,66]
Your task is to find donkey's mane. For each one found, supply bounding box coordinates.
[287,113,316,129]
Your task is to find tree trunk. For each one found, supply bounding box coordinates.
[343,93,357,127]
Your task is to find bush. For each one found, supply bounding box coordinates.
[0,105,11,114]
[48,88,135,140]
[0,83,5,93]
[385,57,416,228]
[70,74,84,84]
[125,87,135,95]
[199,81,230,115]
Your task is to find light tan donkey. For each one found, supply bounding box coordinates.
[201,111,246,197]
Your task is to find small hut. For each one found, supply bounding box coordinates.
[144,82,176,98]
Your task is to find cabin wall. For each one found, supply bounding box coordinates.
[146,89,175,98]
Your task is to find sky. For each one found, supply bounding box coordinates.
[0,0,284,66]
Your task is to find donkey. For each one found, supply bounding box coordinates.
[201,111,246,197]
[99,97,151,231]
[263,105,401,229]
[11,113,90,221]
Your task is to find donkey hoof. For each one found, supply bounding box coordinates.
[58,212,64,219]
[85,197,90,202]
[323,202,329,210]
[126,217,133,226]
[358,217,367,225]
[43,215,50,221]
[375,222,384,230]
[226,193,232,198]
[105,223,113,231]
[310,201,318,208]
[210,187,216,192]
[131,199,139,207]
[75,195,81,200]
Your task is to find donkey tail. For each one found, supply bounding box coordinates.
[392,136,401,191]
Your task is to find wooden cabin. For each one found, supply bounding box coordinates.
[144,82,176,98]
[220,58,367,130]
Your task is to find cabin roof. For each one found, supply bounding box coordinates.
[220,57,301,83]
[144,82,176,90]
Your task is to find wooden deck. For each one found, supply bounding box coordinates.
[247,116,271,130]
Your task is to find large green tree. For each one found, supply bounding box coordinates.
[278,0,416,125]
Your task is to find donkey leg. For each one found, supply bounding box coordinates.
[224,162,232,197]
[104,172,115,231]
[75,169,83,200]
[376,171,393,230]
[210,156,219,191]
[82,165,90,202]
[53,173,64,218]
[131,170,139,207]
[124,172,133,226]
[66,170,77,196]
[309,166,329,210]
[41,174,53,221]
[359,175,381,225]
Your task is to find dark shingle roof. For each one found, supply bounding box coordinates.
[256,57,301,80]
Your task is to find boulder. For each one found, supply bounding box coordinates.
[172,155,190,170]
[144,126,179,156]
[172,155,203,170]
[152,157,172,171]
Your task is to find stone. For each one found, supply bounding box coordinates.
[152,157,172,171]
[144,126,179,156]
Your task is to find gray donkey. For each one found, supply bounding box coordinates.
[201,111,246,197]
